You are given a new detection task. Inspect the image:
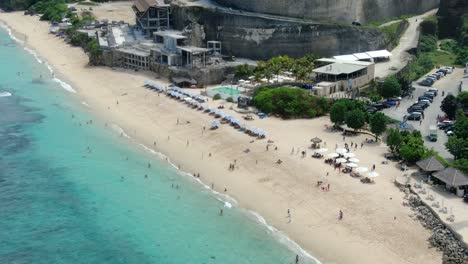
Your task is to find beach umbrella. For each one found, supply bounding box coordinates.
[348,158,360,163]
[316,148,328,153]
[336,148,347,154]
[347,163,358,168]
[310,137,322,144]
[356,167,368,173]
[211,121,220,128]
[336,158,347,163]
[343,153,355,158]
[327,153,339,158]
[367,172,379,178]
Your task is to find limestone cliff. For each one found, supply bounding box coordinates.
[213,0,440,23]
[171,5,387,60]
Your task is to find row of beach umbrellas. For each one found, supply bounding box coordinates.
[319,148,379,178]
[169,86,207,102]
[144,80,165,92]
[166,88,267,138]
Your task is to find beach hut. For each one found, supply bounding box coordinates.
[432,168,468,197]
[416,156,445,173]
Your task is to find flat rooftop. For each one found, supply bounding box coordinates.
[154,30,187,39]
[178,46,210,54]
[313,62,367,75]
[117,47,151,57]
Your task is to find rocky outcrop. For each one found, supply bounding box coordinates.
[408,196,468,264]
[171,5,387,60]
[437,0,468,39]
[213,0,440,24]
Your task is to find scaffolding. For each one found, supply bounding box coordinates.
[133,0,170,37]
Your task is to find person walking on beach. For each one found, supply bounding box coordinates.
[295,255,299,263]
[219,209,223,216]
[372,164,376,171]
[339,210,343,220]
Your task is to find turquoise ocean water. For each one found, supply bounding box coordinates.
[0,26,319,264]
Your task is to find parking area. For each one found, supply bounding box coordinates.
[382,68,464,160]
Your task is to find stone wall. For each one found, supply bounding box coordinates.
[171,5,387,60]
[213,0,440,24]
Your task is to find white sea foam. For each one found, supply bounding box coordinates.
[23,47,43,64]
[0,22,24,44]
[81,101,90,107]
[136,142,318,263]
[111,124,131,139]
[0,91,12,97]
[52,78,76,93]
[248,211,322,264]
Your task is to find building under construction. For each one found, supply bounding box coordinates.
[133,0,170,37]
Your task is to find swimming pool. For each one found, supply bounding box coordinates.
[213,86,240,96]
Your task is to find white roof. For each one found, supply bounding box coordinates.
[365,50,392,58]
[333,55,358,61]
[313,63,367,75]
[353,52,372,60]
[316,58,373,66]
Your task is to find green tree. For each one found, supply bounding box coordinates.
[234,64,252,80]
[252,87,329,119]
[329,101,347,126]
[445,136,468,160]
[379,76,401,99]
[454,117,468,139]
[419,35,438,53]
[369,112,387,140]
[386,128,403,153]
[458,92,468,110]
[452,159,468,175]
[291,57,314,81]
[399,135,427,163]
[441,94,458,119]
[85,39,102,66]
[345,110,365,130]
[213,93,222,100]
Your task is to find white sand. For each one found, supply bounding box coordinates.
[0,12,442,264]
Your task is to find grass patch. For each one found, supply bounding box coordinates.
[431,50,457,66]
[77,1,99,6]
[379,20,406,42]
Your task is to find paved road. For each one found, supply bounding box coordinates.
[382,68,464,160]
[375,9,438,78]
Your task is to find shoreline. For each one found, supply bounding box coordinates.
[0,20,320,263]
[0,13,444,264]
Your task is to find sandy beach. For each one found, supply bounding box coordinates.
[0,12,443,264]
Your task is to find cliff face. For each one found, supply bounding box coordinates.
[213,0,440,23]
[171,5,387,60]
[437,0,468,39]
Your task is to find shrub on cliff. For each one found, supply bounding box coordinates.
[253,87,328,119]
[420,16,438,36]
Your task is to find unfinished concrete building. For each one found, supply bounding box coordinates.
[133,0,170,37]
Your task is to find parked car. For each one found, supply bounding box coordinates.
[446,130,455,136]
[419,79,433,87]
[428,88,438,96]
[445,67,453,74]
[424,91,435,97]
[367,107,378,114]
[370,103,385,110]
[383,100,398,107]
[416,101,430,109]
[428,74,440,80]
[407,113,422,121]
[407,106,424,113]
[418,96,433,103]
[435,72,445,78]
[436,69,448,75]
[257,112,267,119]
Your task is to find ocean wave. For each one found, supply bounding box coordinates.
[52,78,76,93]
[0,91,12,97]
[24,47,43,64]
[248,211,322,264]
[136,142,318,263]
[81,101,90,107]
[111,124,131,139]
[0,22,24,44]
